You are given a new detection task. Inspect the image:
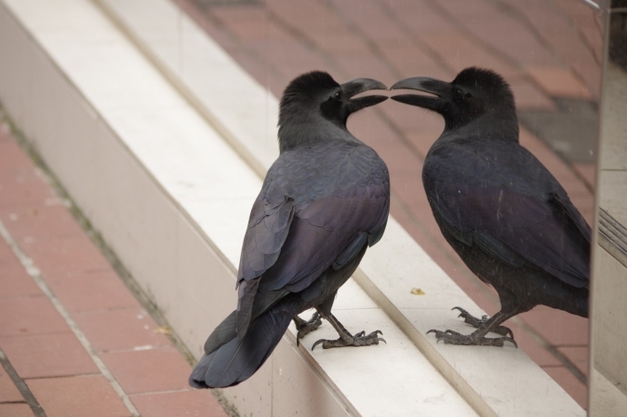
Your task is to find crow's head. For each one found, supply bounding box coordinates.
[391,67,517,132]
[278,71,387,151]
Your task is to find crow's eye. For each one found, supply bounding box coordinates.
[333,91,342,101]
[453,87,472,100]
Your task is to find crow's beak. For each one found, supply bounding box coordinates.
[390,77,452,111]
[341,78,388,111]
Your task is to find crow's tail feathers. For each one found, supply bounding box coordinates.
[189,297,301,389]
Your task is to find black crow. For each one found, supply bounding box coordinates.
[189,71,390,388]
[390,67,590,347]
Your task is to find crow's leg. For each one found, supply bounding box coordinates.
[293,313,322,346]
[427,310,518,347]
[451,307,514,338]
[311,312,385,350]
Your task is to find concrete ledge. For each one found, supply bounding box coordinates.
[0,0,584,416]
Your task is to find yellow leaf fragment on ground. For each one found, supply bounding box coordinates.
[154,325,172,335]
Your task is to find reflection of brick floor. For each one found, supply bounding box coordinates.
[174,0,600,408]
[0,124,228,416]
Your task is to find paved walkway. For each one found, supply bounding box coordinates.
[0,122,229,416]
[174,0,599,408]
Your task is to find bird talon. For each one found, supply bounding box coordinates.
[503,337,518,348]
[311,329,385,350]
[311,339,325,351]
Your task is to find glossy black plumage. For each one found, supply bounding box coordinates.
[391,67,590,346]
[190,71,390,388]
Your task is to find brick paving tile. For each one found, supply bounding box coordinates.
[0,124,10,142]
[44,270,140,313]
[581,26,604,63]
[0,141,33,173]
[333,55,398,85]
[434,0,560,67]
[347,112,404,146]
[378,43,445,79]
[559,346,590,377]
[568,194,595,224]
[526,66,594,99]
[379,100,445,132]
[418,31,521,80]
[131,390,229,417]
[0,236,19,265]
[251,41,332,82]
[507,321,563,367]
[72,307,172,353]
[509,78,557,110]
[0,265,42,299]
[0,297,69,337]
[27,375,132,417]
[519,306,590,347]
[0,333,99,378]
[402,130,444,161]
[211,7,291,43]
[19,235,111,276]
[498,0,601,98]
[573,163,597,189]
[376,147,423,180]
[386,0,453,35]
[334,2,407,46]
[0,366,23,402]
[100,347,193,395]
[0,170,56,209]
[265,0,345,37]
[0,204,85,242]
[0,403,35,417]
[542,366,588,408]
[312,31,372,56]
[552,0,600,33]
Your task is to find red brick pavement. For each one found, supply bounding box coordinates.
[0,123,228,417]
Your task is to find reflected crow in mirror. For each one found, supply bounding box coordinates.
[189,71,390,388]
[391,67,590,347]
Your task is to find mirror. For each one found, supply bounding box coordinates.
[172,0,604,410]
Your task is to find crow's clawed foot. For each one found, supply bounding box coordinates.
[427,329,518,348]
[293,313,323,346]
[311,330,386,350]
[451,307,514,338]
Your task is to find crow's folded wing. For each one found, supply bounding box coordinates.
[235,179,389,335]
[429,181,590,288]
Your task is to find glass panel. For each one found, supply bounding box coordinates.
[172,0,603,410]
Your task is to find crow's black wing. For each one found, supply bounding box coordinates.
[424,141,590,288]
[261,181,390,294]
[235,143,390,335]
